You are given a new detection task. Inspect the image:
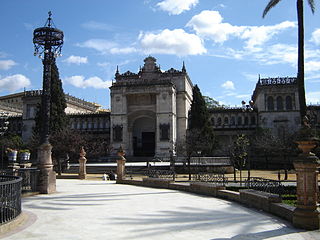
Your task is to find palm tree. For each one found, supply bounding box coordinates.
[263,0,316,121]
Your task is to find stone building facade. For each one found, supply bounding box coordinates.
[110,56,193,157]
[1,57,319,161]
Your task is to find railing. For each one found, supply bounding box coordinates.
[0,175,22,224]
[193,173,228,186]
[245,177,284,195]
[145,169,175,180]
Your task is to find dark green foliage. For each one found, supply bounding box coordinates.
[203,96,220,109]
[186,85,216,156]
[189,85,209,130]
[33,60,68,136]
[49,60,69,134]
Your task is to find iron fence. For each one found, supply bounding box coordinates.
[245,177,284,195]
[145,169,175,180]
[0,175,22,225]
[193,173,228,186]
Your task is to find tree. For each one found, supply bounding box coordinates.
[203,96,220,109]
[184,85,216,179]
[50,61,69,134]
[34,60,68,137]
[230,134,249,185]
[263,0,316,120]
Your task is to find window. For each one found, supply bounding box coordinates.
[217,117,222,126]
[230,116,235,125]
[276,96,283,110]
[267,96,274,111]
[237,116,242,125]
[286,96,293,110]
[251,116,256,125]
[159,123,170,141]
[211,118,215,126]
[113,125,123,142]
[224,117,229,125]
[244,117,249,125]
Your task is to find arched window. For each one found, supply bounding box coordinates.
[244,116,249,125]
[217,117,222,126]
[286,96,293,110]
[211,117,215,126]
[251,116,256,125]
[230,116,235,125]
[224,117,229,125]
[237,116,242,125]
[276,96,283,110]
[267,96,274,111]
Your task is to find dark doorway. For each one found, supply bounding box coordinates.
[133,132,155,156]
[142,132,155,156]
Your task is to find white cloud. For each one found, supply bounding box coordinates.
[64,75,112,89]
[63,55,88,65]
[305,61,320,73]
[221,81,235,90]
[110,47,137,54]
[81,21,114,31]
[311,28,320,45]
[306,91,320,104]
[157,0,198,15]
[77,39,117,53]
[187,10,296,48]
[139,29,206,56]
[0,74,30,92]
[0,60,16,70]
[187,10,244,43]
[78,39,137,55]
[240,21,296,50]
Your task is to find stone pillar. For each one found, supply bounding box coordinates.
[116,146,126,182]
[293,140,320,230]
[37,143,56,194]
[78,146,87,180]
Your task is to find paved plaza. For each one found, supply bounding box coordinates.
[2,179,320,240]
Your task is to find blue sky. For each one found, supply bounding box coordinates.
[0,0,319,109]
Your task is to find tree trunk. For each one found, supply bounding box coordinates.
[297,0,306,120]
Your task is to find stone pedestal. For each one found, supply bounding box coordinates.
[78,147,87,180]
[37,143,56,194]
[293,141,320,230]
[116,146,126,182]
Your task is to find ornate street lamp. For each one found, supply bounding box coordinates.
[33,12,63,193]
[33,11,63,144]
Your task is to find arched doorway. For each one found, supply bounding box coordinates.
[132,117,155,156]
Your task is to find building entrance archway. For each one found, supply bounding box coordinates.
[132,117,155,157]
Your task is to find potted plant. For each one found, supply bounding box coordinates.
[6,148,18,162]
[19,149,31,162]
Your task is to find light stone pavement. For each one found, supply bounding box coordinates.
[2,179,320,240]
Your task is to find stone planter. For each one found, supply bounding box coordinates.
[19,152,31,163]
[7,150,18,162]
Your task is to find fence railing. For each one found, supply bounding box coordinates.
[0,175,22,225]
[193,173,228,186]
[1,168,39,193]
[145,169,175,180]
[245,177,284,195]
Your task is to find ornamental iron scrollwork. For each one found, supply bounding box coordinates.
[113,124,123,142]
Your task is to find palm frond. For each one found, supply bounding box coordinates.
[263,0,282,18]
[308,0,315,14]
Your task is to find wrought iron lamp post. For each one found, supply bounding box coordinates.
[0,112,9,169]
[33,12,63,194]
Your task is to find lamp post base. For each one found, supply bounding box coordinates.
[37,143,56,194]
